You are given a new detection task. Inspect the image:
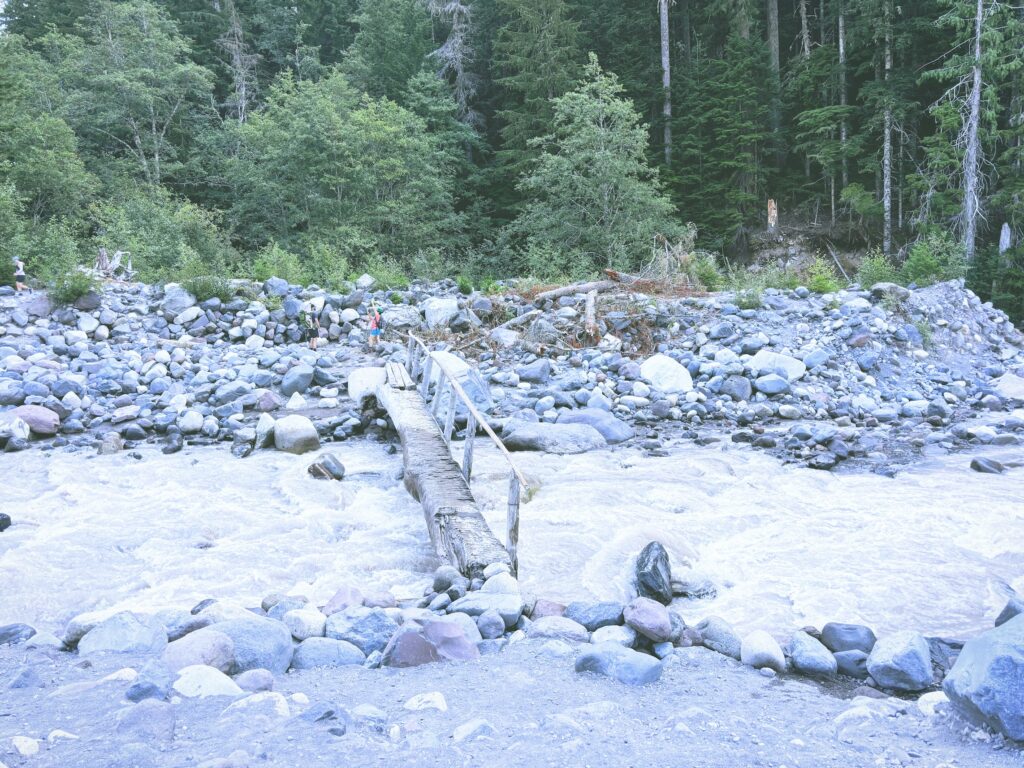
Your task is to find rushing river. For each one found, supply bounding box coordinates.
[2,434,1023,639]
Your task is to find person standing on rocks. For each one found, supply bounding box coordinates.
[13,257,28,292]
[302,301,321,351]
[367,301,382,351]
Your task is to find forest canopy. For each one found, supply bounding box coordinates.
[0,0,1022,315]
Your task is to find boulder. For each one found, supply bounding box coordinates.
[429,351,494,414]
[866,631,934,691]
[348,367,388,406]
[635,541,673,605]
[575,642,663,685]
[308,453,346,480]
[696,617,742,660]
[992,372,1024,402]
[748,350,807,381]
[273,415,320,454]
[516,358,551,383]
[173,665,244,698]
[162,284,197,315]
[741,630,787,672]
[381,626,441,668]
[0,623,36,647]
[282,609,327,641]
[162,628,235,673]
[504,422,606,454]
[789,631,837,677]
[291,637,366,669]
[212,617,293,674]
[525,616,589,643]
[995,596,1024,627]
[423,297,460,329]
[821,622,877,654]
[281,365,315,396]
[623,597,672,643]
[555,408,633,444]
[324,606,399,655]
[381,305,422,329]
[6,405,60,435]
[944,614,1024,740]
[564,602,624,632]
[78,613,167,656]
[834,649,869,679]
[640,354,693,394]
[753,374,790,396]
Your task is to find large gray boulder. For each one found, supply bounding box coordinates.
[790,631,837,677]
[291,637,366,669]
[162,284,197,316]
[212,617,293,674]
[429,351,493,414]
[747,350,807,381]
[423,297,459,329]
[281,365,315,396]
[821,622,877,654]
[696,616,741,660]
[78,613,167,656]
[324,606,399,655]
[273,415,320,454]
[556,408,633,444]
[575,642,663,685]
[866,631,933,691]
[944,614,1024,740]
[504,422,606,454]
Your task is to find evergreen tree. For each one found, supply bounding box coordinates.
[507,56,680,277]
[344,0,433,101]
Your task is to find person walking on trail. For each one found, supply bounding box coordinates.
[301,301,321,351]
[367,301,382,351]
[13,257,28,292]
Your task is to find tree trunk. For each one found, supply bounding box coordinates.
[882,0,893,256]
[799,0,811,57]
[766,0,781,164]
[963,0,985,262]
[659,0,672,167]
[838,0,848,188]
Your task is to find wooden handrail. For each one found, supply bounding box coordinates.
[404,334,529,489]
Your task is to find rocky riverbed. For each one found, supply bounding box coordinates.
[2,274,1024,762]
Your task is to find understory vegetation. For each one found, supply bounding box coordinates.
[0,0,1021,319]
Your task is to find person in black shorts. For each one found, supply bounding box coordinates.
[13,257,28,292]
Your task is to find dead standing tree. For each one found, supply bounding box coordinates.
[425,0,481,128]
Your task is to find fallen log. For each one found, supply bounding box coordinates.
[375,382,510,580]
[533,280,617,304]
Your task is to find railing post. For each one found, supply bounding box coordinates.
[443,385,457,445]
[432,377,448,419]
[462,414,476,481]
[421,355,433,398]
[507,472,520,577]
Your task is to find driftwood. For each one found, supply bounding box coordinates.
[375,382,510,580]
[533,280,617,303]
[583,289,599,343]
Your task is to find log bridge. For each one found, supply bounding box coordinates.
[375,334,527,579]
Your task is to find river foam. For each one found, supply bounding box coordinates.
[2,438,1022,638]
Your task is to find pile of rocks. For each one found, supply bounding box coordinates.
[2,275,1022,471]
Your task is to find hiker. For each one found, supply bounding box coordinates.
[367,301,382,350]
[13,257,27,292]
[302,301,321,351]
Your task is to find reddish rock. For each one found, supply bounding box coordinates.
[10,405,60,435]
[530,599,567,619]
[322,585,364,616]
[381,627,441,668]
[623,597,672,643]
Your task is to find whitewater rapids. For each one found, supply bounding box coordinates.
[2,436,1022,639]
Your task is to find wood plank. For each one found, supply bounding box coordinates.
[376,383,511,580]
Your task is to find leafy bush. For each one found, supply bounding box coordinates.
[690,252,723,291]
[806,256,842,294]
[305,241,351,292]
[899,232,966,287]
[735,287,763,309]
[364,255,409,289]
[856,250,900,287]
[457,275,473,295]
[183,275,234,303]
[250,242,309,285]
[51,269,99,306]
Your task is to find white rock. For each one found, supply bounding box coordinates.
[348,367,388,406]
[748,350,807,382]
[173,665,244,698]
[221,691,291,719]
[452,718,496,742]
[404,691,448,712]
[640,354,693,394]
[741,630,787,672]
[993,372,1024,401]
[423,297,460,329]
[11,736,39,757]
[178,409,204,434]
[283,609,327,641]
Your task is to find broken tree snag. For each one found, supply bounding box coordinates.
[375,382,510,580]
[532,280,617,304]
[767,198,779,233]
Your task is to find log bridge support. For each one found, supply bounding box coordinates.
[375,337,527,579]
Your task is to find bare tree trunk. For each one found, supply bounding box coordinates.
[882,0,893,256]
[659,0,672,167]
[799,0,812,56]
[838,0,848,188]
[766,0,781,165]
[219,0,259,123]
[819,0,826,44]
[963,0,985,262]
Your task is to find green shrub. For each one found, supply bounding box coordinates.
[305,241,351,292]
[735,287,763,309]
[856,250,900,287]
[251,242,309,285]
[183,275,234,303]
[914,319,933,349]
[690,252,723,291]
[899,232,966,287]
[51,269,99,306]
[364,255,409,289]
[457,275,473,295]
[806,256,842,294]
